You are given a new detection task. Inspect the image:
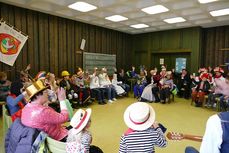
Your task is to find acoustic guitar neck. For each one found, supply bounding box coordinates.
[166,132,203,142]
[182,134,203,142]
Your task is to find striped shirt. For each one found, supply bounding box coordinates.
[119,127,167,153]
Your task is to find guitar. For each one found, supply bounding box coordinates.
[166,132,203,142]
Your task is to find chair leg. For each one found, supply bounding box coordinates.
[216,98,220,112]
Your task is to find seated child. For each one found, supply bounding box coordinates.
[159,71,174,103]
[66,108,92,153]
[112,73,126,96]
[0,71,11,101]
[191,73,210,107]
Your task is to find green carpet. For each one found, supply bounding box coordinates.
[89,96,216,153]
[0,96,216,153]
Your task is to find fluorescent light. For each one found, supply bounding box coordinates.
[164,17,186,24]
[210,8,229,17]
[130,24,149,29]
[198,0,218,4]
[68,2,97,12]
[105,15,128,22]
[141,5,169,14]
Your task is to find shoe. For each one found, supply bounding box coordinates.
[88,100,93,104]
[165,98,169,103]
[98,102,104,105]
[155,99,160,103]
[112,98,117,101]
[102,101,107,104]
[108,100,113,103]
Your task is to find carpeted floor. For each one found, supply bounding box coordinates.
[0,96,216,153]
[89,96,216,153]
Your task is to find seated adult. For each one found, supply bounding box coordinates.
[6,81,27,122]
[176,69,191,99]
[207,67,225,108]
[21,80,70,141]
[117,68,130,94]
[119,102,167,153]
[89,67,106,105]
[185,111,229,153]
[98,67,116,103]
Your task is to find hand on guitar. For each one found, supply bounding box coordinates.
[152,121,159,128]
[166,131,202,142]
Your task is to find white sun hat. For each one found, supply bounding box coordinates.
[70,108,92,134]
[124,102,155,131]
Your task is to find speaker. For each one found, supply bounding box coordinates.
[80,39,86,50]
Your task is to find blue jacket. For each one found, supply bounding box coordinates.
[219,112,229,153]
[5,119,40,153]
[6,94,26,115]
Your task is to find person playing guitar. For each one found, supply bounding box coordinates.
[167,111,229,153]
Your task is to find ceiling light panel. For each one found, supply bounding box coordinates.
[105,15,128,22]
[141,5,169,14]
[68,2,97,12]
[210,8,229,17]
[164,17,186,24]
[130,24,149,29]
[198,0,218,4]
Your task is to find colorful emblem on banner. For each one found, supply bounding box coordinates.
[0,33,21,55]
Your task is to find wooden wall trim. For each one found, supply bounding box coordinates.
[0,2,132,80]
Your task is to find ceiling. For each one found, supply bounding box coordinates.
[1,0,229,34]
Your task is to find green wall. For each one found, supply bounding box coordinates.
[132,27,202,73]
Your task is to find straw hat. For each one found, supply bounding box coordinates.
[25,79,49,101]
[70,108,92,134]
[124,102,155,131]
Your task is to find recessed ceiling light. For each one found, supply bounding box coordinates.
[130,24,149,29]
[198,0,218,4]
[141,5,169,15]
[210,8,229,17]
[68,2,97,12]
[164,17,186,24]
[105,15,128,22]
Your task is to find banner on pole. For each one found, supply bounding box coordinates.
[0,21,28,66]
